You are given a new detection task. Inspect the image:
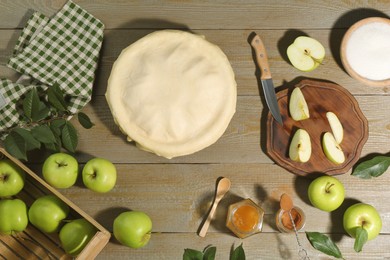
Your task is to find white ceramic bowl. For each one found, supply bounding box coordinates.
[341,17,390,87]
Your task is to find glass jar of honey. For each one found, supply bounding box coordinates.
[226,198,264,238]
[275,206,305,233]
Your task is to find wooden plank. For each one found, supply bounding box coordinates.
[0,240,21,260]
[0,235,39,260]
[96,232,390,260]
[0,1,390,30]
[57,163,390,234]
[96,28,390,96]
[64,95,390,164]
[2,28,388,96]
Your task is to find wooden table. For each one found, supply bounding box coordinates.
[1,1,389,259]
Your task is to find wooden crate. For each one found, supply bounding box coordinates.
[0,148,111,259]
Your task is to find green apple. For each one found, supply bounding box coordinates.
[82,158,117,193]
[113,211,152,249]
[0,159,25,197]
[28,195,69,233]
[322,132,345,164]
[326,112,343,144]
[289,87,310,121]
[42,153,79,189]
[289,128,312,163]
[308,175,345,212]
[343,203,382,241]
[59,218,97,256]
[0,199,28,235]
[287,36,325,71]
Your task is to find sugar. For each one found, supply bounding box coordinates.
[346,22,390,80]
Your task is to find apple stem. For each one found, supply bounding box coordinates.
[0,173,8,182]
[325,182,334,193]
[56,161,68,167]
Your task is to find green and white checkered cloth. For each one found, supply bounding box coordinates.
[0,0,104,132]
[0,80,45,132]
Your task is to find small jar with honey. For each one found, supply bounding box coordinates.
[275,206,305,233]
[226,198,264,238]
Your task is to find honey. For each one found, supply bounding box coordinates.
[226,199,264,238]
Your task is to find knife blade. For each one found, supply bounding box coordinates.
[250,34,283,125]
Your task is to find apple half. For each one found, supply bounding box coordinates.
[289,129,312,163]
[326,112,343,144]
[289,87,310,121]
[287,36,325,72]
[322,132,345,164]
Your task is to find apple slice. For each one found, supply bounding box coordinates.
[322,132,345,164]
[287,36,325,71]
[289,129,312,163]
[326,112,343,144]
[289,87,310,121]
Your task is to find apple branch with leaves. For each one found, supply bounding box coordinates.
[0,84,94,161]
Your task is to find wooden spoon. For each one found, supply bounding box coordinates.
[198,177,231,237]
[280,193,294,212]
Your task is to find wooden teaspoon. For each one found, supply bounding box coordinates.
[198,177,231,237]
[280,193,310,260]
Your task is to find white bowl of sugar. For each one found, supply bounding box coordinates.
[341,17,390,87]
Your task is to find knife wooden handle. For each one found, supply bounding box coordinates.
[250,34,272,80]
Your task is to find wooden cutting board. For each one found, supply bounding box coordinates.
[266,79,368,177]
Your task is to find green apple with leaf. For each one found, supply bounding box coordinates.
[28,195,70,233]
[0,159,25,197]
[113,211,152,249]
[343,203,382,242]
[0,199,28,235]
[82,158,117,193]
[59,218,97,256]
[42,153,79,189]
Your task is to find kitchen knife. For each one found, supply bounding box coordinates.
[250,34,283,125]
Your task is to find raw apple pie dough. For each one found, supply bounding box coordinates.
[106,30,237,158]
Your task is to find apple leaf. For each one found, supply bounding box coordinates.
[306,232,343,259]
[230,243,245,260]
[12,128,41,150]
[22,88,50,122]
[50,118,67,136]
[44,134,62,152]
[354,227,368,252]
[4,131,27,161]
[47,83,68,112]
[352,155,390,179]
[203,246,216,260]
[61,122,78,153]
[31,125,57,144]
[23,88,41,121]
[183,249,203,260]
[34,101,50,122]
[78,112,94,129]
